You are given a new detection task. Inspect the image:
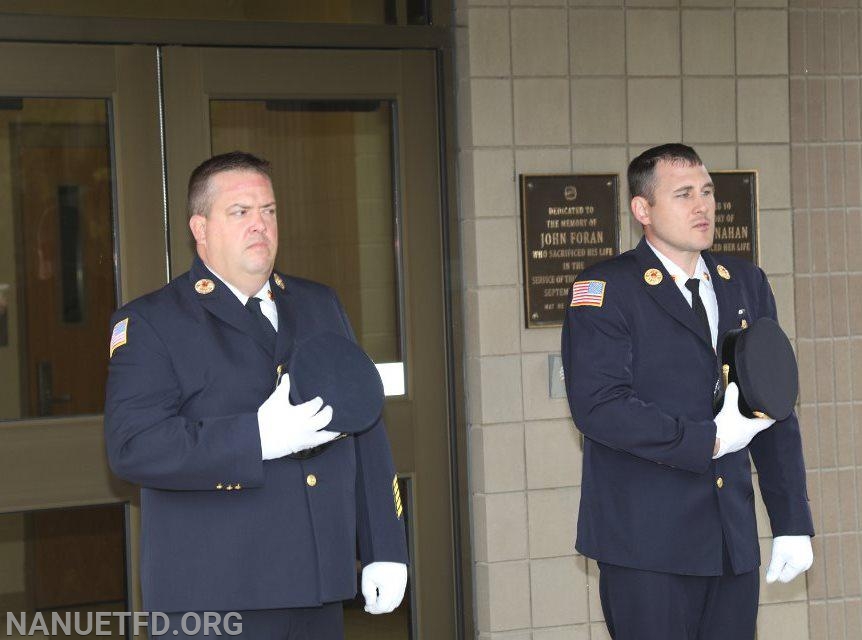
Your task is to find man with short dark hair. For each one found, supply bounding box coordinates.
[105,151,408,639]
[562,143,814,639]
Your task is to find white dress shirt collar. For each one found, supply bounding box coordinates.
[645,239,710,286]
[645,240,718,349]
[204,264,278,331]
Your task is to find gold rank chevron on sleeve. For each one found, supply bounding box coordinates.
[393,475,403,519]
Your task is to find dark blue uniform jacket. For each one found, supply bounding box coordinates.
[104,258,408,612]
[562,238,814,576]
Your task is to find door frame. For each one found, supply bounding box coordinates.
[162,45,453,638]
[0,17,470,640]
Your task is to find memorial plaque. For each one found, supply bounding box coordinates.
[710,170,759,264]
[520,174,619,328]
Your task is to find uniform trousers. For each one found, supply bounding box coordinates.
[598,550,759,640]
[151,603,344,640]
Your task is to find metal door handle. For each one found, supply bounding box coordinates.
[36,361,71,416]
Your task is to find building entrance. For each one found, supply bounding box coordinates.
[0,42,455,640]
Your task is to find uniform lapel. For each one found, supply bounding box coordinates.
[189,258,274,356]
[633,237,713,350]
[271,273,297,364]
[702,252,741,340]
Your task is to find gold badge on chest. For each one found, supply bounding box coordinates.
[717,265,731,280]
[644,268,663,286]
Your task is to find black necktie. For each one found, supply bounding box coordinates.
[246,296,276,348]
[685,278,711,342]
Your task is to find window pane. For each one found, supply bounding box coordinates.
[406,0,431,25]
[0,504,128,639]
[0,98,116,421]
[210,99,404,392]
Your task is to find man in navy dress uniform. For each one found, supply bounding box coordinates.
[562,144,814,639]
[104,151,408,639]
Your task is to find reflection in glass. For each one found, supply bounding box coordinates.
[406,0,431,25]
[0,504,127,639]
[0,99,116,421]
[58,186,85,324]
[210,99,404,383]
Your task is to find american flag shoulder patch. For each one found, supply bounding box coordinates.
[570,280,606,308]
[110,318,129,357]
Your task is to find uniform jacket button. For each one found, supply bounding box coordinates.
[716,477,724,489]
[306,474,318,487]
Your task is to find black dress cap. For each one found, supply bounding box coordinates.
[715,317,798,421]
[287,332,385,435]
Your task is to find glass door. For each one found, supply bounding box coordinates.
[0,42,164,637]
[0,42,455,640]
[162,47,454,639]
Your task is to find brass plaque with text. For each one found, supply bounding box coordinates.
[520,174,619,328]
[710,170,759,264]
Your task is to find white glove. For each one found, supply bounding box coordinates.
[257,374,337,460]
[713,382,775,459]
[361,562,408,614]
[766,535,813,583]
